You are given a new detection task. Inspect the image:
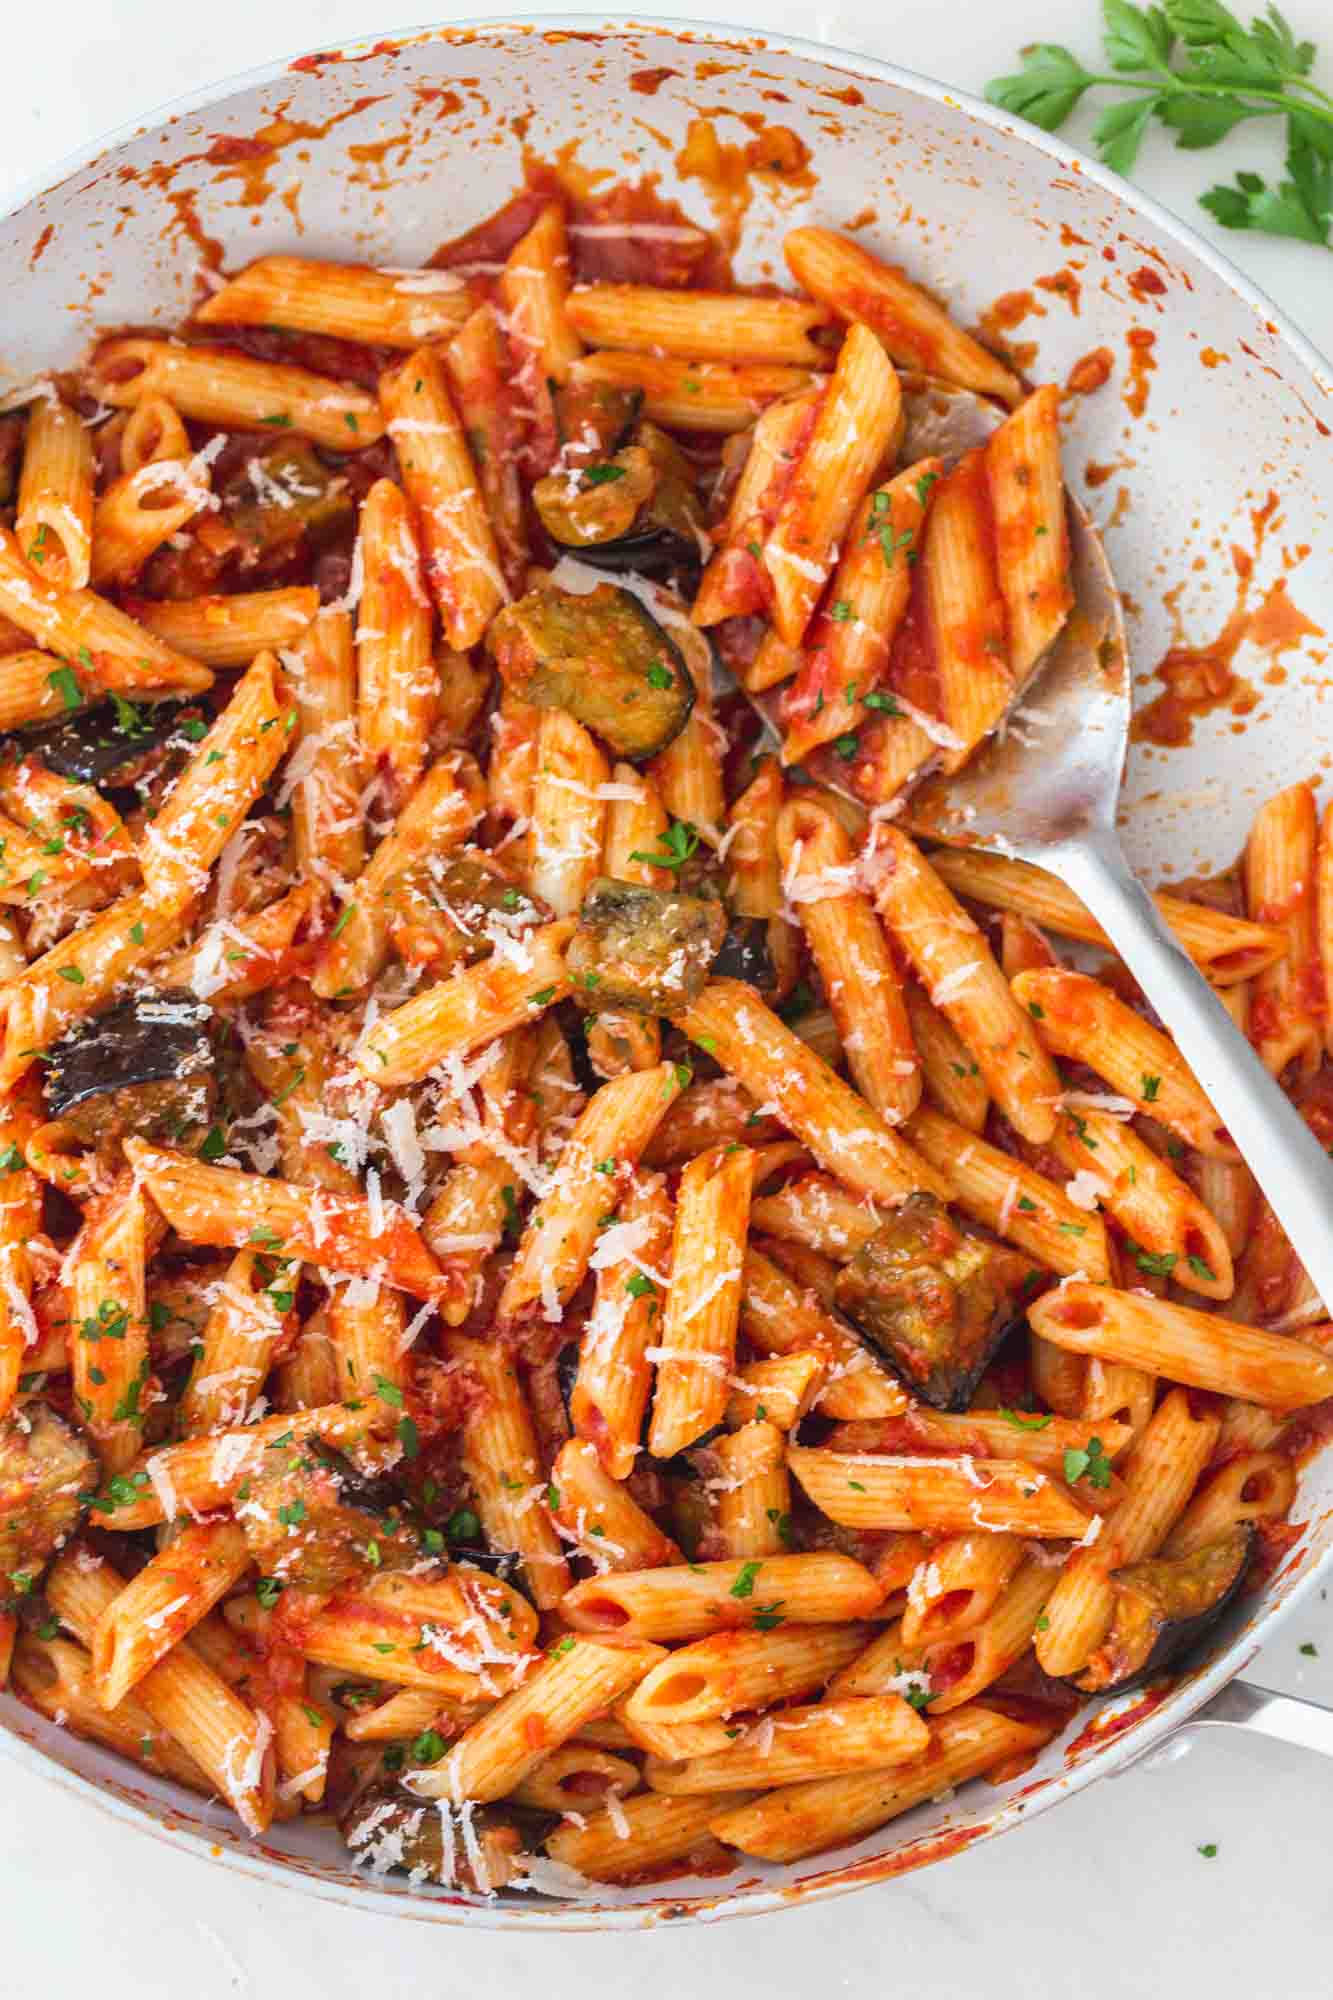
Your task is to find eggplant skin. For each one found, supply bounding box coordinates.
[339,1782,538,1889]
[832,1193,1030,1412]
[485,583,694,762]
[532,445,657,552]
[539,423,705,582]
[712,915,777,996]
[552,380,643,461]
[1074,1524,1254,1695]
[237,1444,427,1596]
[11,697,194,787]
[44,991,215,1143]
[385,851,546,974]
[567,878,726,1014]
[0,1407,96,1603]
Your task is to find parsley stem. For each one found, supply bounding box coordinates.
[1075,73,1333,127]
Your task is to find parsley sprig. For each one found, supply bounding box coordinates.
[987,1,1333,248]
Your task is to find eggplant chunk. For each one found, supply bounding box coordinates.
[712,914,777,996]
[340,1781,537,1888]
[567,878,726,1014]
[0,1407,95,1601]
[1075,1525,1254,1694]
[832,1193,1030,1411]
[533,445,657,551]
[12,697,196,787]
[44,992,215,1146]
[224,441,353,564]
[384,851,546,974]
[552,380,642,463]
[235,1441,427,1594]
[485,583,694,762]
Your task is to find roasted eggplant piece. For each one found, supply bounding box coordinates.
[1074,1525,1254,1694]
[383,850,545,974]
[11,697,195,787]
[535,424,705,580]
[223,440,354,566]
[551,379,642,463]
[712,914,777,996]
[832,1193,1030,1412]
[44,992,215,1146]
[485,583,694,762]
[235,1437,426,1593]
[567,878,726,1014]
[0,1407,95,1604]
[340,1781,544,1889]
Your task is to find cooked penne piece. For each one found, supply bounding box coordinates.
[356,477,436,801]
[623,1623,878,1726]
[178,1249,291,1434]
[83,1403,381,1531]
[712,1421,792,1561]
[411,1637,664,1804]
[445,302,528,593]
[567,285,828,365]
[827,1410,1132,1484]
[289,1568,539,1697]
[1034,1387,1219,1679]
[788,1446,1091,1538]
[586,764,667,1077]
[0,649,92,730]
[920,448,1013,766]
[646,612,726,841]
[120,394,190,473]
[871,829,1060,1143]
[903,980,990,1132]
[342,1688,481,1744]
[648,1144,755,1459]
[907,1106,1111,1281]
[561,1552,884,1641]
[778,796,919,1125]
[0,525,211,697]
[90,453,215,587]
[740,1244,909,1421]
[748,1171,879,1261]
[0,1125,39,1419]
[693,386,823,627]
[313,750,484,997]
[646,1693,929,1793]
[17,389,94,589]
[984,385,1072,678]
[130,586,318,667]
[785,227,1021,406]
[568,351,816,434]
[1030,1283,1333,1409]
[353,918,577,1087]
[724,1351,828,1432]
[762,324,901,648]
[726,756,799,1003]
[283,608,366,891]
[571,1170,675,1478]
[141,651,294,910]
[87,337,383,449]
[379,344,506,649]
[1161,1450,1298,1557]
[1245,782,1322,1077]
[12,1633,210,1793]
[780,456,942,764]
[899,1532,1025,1648]
[708,1705,1046,1862]
[443,1330,572,1610]
[124,1139,447,1303]
[499,202,583,456]
[1010,967,1236,1159]
[196,255,475,347]
[835,1558,1051,1713]
[1047,1105,1233,1299]
[501,1062,686,1324]
[550,1439,682,1572]
[327,1282,407,1401]
[67,1173,159,1475]
[511,1744,642,1814]
[673,980,951,1204]
[927,848,1284,986]
[546,1787,745,1882]
[48,1546,275,1832]
[92,1518,251,1709]
[529,710,609,916]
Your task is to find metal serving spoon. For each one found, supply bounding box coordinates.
[755,379,1333,1313]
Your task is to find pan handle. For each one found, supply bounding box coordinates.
[1115,1678,1333,1774]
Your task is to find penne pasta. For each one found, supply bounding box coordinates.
[788,1446,1092,1538]
[648,1144,755,1459]
[87,337,384,449]
[356,477,436,802]
[18,389,94,590]
[196,255,475,347]
[568,351,816,435]
[561,1552,884,1641]
[567,285,828,365]
[1245,782,1322,1077]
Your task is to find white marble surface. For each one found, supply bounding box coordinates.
[4,4,1333,1993]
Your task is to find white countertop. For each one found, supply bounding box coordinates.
[4,4,1332,1993]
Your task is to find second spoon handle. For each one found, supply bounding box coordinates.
[1051,826,1333,1316]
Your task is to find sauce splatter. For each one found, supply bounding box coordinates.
[630,66,679,94]
[1133,494,1323,748]
[1200,347,1230,369]
[977,290,1044,375]
[1035,266,1082,315]
[1066,347,1114,396]
[28,223,54,267]
[674,114,815,252]
[1128,264,1167,303]
[1124,327,1157,419]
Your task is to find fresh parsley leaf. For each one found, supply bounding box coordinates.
[997,1407,1054,1430]
[984,43,1097,129]
[582,462,627,485]
[729,1559,762,1600]
[629,819,700,873]
[1063,1436,1113,1489]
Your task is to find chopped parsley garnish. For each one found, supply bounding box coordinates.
[1063,1437,1111,1490]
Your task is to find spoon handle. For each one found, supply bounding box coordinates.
[1054,828,1333,1317]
